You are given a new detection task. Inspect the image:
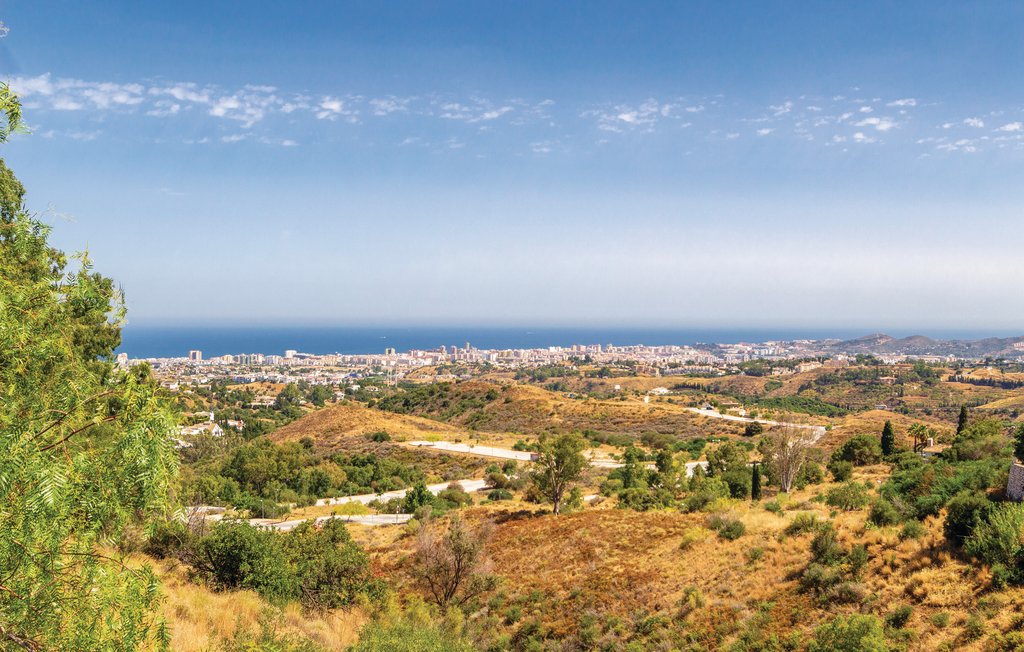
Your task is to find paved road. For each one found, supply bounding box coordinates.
[188,479,488,529]
[252,513,414,532]
[685,407,827,443]
[314,478,489,507]
[193,414,812,530]
[407,440,538,461]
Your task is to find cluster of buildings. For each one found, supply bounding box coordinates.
[121,336,992,394]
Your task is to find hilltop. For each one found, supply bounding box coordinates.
[827,333,1024,358]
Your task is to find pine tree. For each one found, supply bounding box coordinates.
[880,420,896,457]
[957,405,969,435]
[751,463,762,501]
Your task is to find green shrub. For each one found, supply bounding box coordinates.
[943,491,993,548]
[799,461,827,488]
[963,613,986,640]
[281,520,379,610]
[799,563,843,595]
[600,478,624,496]
[810,525,846,565]
[868,499,902,527]
[832,435,883,466]
[722,467,753,499]
[826,481,871,511]
[807,614,888,652]
[829,460,854,482]
[847,544,869,578]
[885,604,913,629]
[349,603,476,652]
[199,523,299,603]
[681,477,730,512]
[900,520,926,541]
[706,514,745,540]
[437,485,473,509]
[487,489,513,501]
[764,500,783,515]
[964,503,1024,584]
[930,612,949,628]
[785,513,822,536]
[617,486,676,511]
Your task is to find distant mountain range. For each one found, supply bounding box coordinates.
[824,333,1024,358]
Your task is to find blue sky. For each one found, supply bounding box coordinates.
[2,2,1024,330]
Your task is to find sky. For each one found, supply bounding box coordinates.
[2,1,1024,331]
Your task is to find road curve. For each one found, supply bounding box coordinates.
[685,407,828,443]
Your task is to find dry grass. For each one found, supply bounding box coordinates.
[367,465,1024,649]
[151,557,366,651]
[272,401,465,445]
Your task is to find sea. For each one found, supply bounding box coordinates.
[115,326,1020,359]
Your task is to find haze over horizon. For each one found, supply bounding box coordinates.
[3,2,1024,329]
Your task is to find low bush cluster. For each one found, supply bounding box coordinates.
[146,519,382,610]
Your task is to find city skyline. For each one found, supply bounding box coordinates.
[3,2,1024,328]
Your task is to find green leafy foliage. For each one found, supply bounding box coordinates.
[808,614,888,652]
[832,434,882,466]
[0,90,177,650]
[881,420,896,456]
[964,503,1024,586]
[194,520,378,608]
[529,433,587,514]
[826,481,872,511]
[755,395,848,417]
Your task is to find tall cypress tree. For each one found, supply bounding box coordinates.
[751,462,762,501]
[957,405,969,435]
[880,420,896,457]
[1014,424,1024,463]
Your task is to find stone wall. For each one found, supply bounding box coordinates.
[1008,462,1024,502]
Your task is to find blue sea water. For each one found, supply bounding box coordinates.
[116,326,1020,359]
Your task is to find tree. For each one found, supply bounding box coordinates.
[881,420,896,457]
[832,434,882,466]
[706,441,748,476]
[751,463,762,501]
[743,421,764,437]
[908,422,934,454]
[957,405,969,435]
[412,517,495,607]
[0,85,178,650]
[1014,423,1024,463]
[529,433,587,514]
[619,446,648,489]
[760,426,812,493]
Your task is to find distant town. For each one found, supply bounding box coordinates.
[122,333,1024,392]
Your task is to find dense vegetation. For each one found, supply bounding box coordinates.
[0,88,178,649]
[182,438,430,516]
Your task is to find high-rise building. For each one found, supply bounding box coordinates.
[284,349,297,359]
[188,350,202,362]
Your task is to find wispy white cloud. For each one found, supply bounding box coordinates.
[6,73,1019,155]
[855,116,897,131]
